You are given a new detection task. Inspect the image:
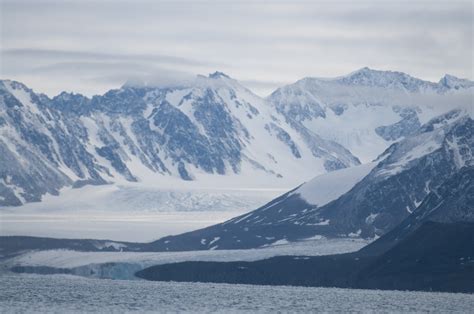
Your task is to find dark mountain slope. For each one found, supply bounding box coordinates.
[356,221,474,293]
[360,166,474,256]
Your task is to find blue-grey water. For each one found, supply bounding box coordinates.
[1,274,473,313]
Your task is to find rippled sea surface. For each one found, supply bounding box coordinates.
[1,274,473,313]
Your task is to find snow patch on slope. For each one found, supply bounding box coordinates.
[296,162,377,206]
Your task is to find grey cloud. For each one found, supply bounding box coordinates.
[0,0,471,97]
[32,61,197,88]
[87,69,195,89]
[2,49,209,67]
[0,48,215,94]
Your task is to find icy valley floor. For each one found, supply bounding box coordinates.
[0,184,282,241]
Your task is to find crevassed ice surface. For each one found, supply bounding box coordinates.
[0,184,283,241]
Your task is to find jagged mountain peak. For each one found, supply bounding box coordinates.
[331,67,438,92]
[50,91,90,114]
[0,79,32,93]
[287,67,419,85]
[276,67,474,94]
[208,71,231,79]
[439,74,474,89]
[194,71,252,95]
[0,79,46,114]
[342,66,403,78]
[52,91,89,101]
[343,66,407,78]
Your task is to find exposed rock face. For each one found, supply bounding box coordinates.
[360,166,474,256]
[375,107,421,141]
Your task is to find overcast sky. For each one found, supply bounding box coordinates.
[0,0,472,97]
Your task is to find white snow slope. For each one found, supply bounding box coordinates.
[296,162,377,207]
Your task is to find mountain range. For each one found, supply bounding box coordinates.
[1,68,472,207]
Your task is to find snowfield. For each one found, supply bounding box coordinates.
[1,183,284,213]
[0,184,283,241]
[0,210,245,242]
[1,273,473,313]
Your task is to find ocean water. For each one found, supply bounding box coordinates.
[1,274,473,313]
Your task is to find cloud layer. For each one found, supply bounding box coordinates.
[1,0,472,96]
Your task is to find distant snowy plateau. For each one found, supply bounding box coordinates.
[0,67,473,239]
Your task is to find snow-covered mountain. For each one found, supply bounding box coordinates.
[148,109,473,250]
[0,73,359,206]
[1,68,471,208]
[268,67,473,162]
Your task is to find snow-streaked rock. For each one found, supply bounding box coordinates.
[0,73,359,207]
